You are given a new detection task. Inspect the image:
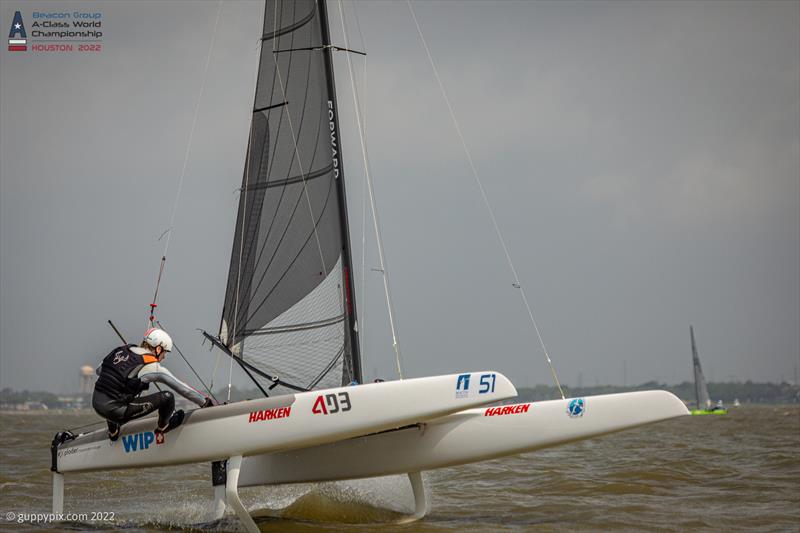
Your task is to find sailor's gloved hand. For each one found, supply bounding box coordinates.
[201,398,214,408]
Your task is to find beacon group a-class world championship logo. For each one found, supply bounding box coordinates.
[567,398,585,418]
[7,9,103,53]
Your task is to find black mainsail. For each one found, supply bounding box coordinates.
[218,0,361,395]
[690,325,711,410]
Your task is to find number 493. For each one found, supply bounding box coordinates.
[312,391,352,415]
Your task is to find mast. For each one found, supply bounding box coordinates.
[318,0,362,383]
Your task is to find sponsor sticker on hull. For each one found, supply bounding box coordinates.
[121,431,162,453]
[455,374,471,398]
[484,403,531,416]
[312,392,351,415]
[456,372,497,399]
[567,398,585,418]
[248,406,291,423]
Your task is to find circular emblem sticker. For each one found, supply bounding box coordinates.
[567,398,585,418]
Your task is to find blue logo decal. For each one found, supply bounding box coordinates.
[455,373,471,398]
[122,431,155,453]
[567,398,585,418]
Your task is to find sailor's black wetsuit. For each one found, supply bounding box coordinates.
[92,345,206,434]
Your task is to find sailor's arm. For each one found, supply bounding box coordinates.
[138,363,209,407]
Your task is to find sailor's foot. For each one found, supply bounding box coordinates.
[155,409,185,435]
[107,422,120,442]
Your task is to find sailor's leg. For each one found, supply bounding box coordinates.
[92,391,126,438]
[52,472,64,515]
[155,391,175,428]
[124,391,174,428]
[226,455,259,533]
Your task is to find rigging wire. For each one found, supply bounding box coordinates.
[145,0,223,330]
[405,0,565,399]
[338,0,404,379]
[156,320,218,402]
[352,0,371,380]
[209,348,222,393]
[339,0,371,378]
[352,1,370,379]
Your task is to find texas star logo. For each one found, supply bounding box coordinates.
[8,11,27,52]
[567,398,585,418]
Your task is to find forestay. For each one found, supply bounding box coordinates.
[220,0,361,395]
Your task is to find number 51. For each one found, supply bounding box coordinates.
[479,373,496,394]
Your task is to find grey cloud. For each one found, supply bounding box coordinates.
[1,1,797,392]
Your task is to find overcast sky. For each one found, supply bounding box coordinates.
[1,0,798,394]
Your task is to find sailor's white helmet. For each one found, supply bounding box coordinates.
[144,328,173,353]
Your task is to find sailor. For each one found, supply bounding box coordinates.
[92,328,213,441]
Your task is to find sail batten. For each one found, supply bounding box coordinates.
[220,0,360,396]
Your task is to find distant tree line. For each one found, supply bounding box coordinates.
[2,381,798,409]
[0,388,72,408]
[515,381,800,405]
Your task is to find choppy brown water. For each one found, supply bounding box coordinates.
[1,405,798,532]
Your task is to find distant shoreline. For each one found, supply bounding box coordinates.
[0,408,95,415]
[2,380,798,409]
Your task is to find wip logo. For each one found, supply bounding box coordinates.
[455,374,471,398]
[121,431,162,453]
[8,11,27,52]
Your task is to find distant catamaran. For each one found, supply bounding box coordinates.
[49,2,689,531]
[690,326,727,415]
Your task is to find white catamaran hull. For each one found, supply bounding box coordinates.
[52,385,687,531]
[237,390,689,486]
[54,371,516,472]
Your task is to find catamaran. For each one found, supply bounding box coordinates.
[50,2,689,531]
[689,325,727,415]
